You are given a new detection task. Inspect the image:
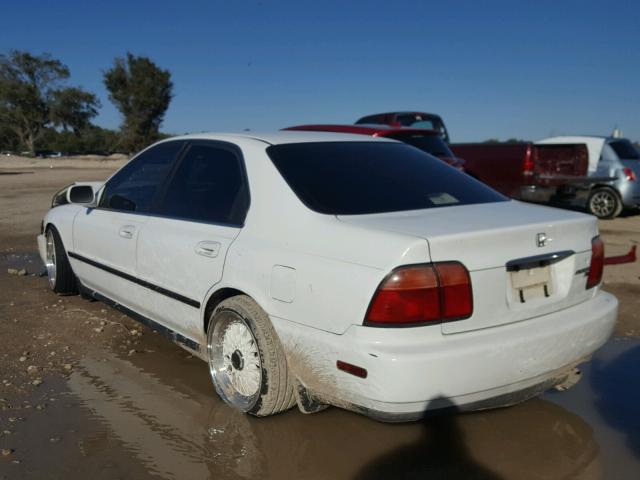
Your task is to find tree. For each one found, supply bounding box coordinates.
[104,53,173,151]
[0,50,99,153]
[50,87,100,134]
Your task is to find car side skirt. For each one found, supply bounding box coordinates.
[84,286,203,355]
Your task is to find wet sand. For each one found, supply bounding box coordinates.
[1,165,639,479]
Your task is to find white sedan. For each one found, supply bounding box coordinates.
[37,132,617,420]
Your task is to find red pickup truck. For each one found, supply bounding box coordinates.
[283,124,464,169]
[355,111,450,143]
[449,142,589,203]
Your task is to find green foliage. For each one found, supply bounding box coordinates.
[39,126,124,154]
[50,87,100,134]
[0,50,100,153]
[104,53,173,152]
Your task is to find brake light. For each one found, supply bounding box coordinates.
[365,262,472,325]
[623,167,637,182]
[586,236,604,289]
[523,144,534,176]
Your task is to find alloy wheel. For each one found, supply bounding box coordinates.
[208,311,262,411]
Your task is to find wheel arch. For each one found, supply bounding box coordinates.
[202,286,257,334]
[589,184,620,194]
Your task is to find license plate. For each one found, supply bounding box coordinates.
[510,266,552,303]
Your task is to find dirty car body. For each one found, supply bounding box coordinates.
[37,132,617,421]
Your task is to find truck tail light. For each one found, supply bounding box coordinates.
[365,262,473,326]
[586,236,604,289]
[523,144,535,177]
[623,167,637,182]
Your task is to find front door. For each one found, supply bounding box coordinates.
[71,140,186,312]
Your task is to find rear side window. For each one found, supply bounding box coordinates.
[268,142,506,215]
[100,141,185,212]
[386,133,454,158]
[609,140,639,160]
[153,143,249,225]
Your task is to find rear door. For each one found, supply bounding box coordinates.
[72,141,185,309]
[136,141,250,340]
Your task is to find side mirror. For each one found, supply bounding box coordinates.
[67,185,95,205]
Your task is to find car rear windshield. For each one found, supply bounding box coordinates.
[385,133,454,158]
[267,142,507,215]
[609,140,639,159]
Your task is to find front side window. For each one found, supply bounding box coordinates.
[268,142,506,215]
[99,141,185,212]
[153,143,249,225]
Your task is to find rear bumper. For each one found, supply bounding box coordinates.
[619,182,640,208]
[274,290,617,421]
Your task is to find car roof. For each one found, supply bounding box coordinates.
[360,111,441,118]
[165,130,397,146]
[283,124,441,137]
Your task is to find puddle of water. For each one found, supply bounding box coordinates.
[545,336,640,479]
[54,336,640,479]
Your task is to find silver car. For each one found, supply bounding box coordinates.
[537,136,640,218]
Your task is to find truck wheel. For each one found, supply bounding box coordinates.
[207,295,296,417]
[587,187,622,219]
[45,226,78,295]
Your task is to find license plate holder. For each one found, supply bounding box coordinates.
[510,265,552,303]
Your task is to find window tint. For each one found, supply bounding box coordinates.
[268,142,506,215]
[355,115,380,125]
[100,141,184,212]
[154,143,249,225]
[609,140,639,159]
[386,133,454,158]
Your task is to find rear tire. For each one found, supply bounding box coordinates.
[587,187,622,219]
[45,226,77,295]
[206,295,296,417]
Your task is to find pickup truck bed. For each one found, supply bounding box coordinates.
[450,142,590,202]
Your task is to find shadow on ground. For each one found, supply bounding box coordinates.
[591,340,640,456]
[354,398,501,480]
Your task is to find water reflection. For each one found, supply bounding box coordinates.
[590,338,640,456]
[67,337,604,480]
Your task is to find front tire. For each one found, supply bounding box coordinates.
[207,295,296,417]
[587,187,622,219]
[45,226,77,295]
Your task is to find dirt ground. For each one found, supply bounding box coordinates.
[0,161,639,479]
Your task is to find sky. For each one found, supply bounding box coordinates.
[1,0,638,142]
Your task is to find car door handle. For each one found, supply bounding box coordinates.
[119,225,135,239]
[195,241,221,258]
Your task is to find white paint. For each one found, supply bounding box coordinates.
[40,131,618,418]
[270,265,296,303]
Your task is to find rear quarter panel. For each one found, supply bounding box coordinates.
[205,141,431,335]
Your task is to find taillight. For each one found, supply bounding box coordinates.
[623,167,637,182]
[586,236,604,289]
[365,262,473,326]
[523,145,534,176]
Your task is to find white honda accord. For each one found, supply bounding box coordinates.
[37,132,617,420]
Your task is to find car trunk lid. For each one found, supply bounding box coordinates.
[338,201,598,333]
